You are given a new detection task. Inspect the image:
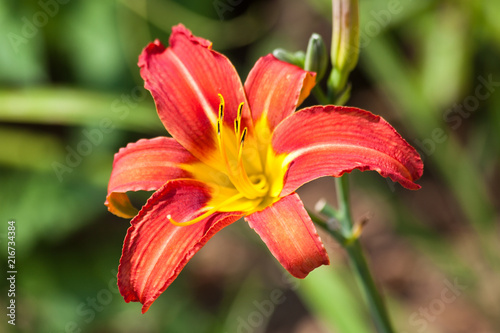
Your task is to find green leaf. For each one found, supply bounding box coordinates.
[298,266,372,333]
[0,87,163,133]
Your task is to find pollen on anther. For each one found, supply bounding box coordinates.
[240,127,247,144]
[218,105,224,120]
[218,94,225,120]
[234,119,240,135]
[237,102,244,119]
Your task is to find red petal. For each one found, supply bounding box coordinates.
[244,54,315,131]
[118,179,243,313]
[105,137,198,218]
[272,106,424,195]
[139,25,251,167]
[245,193,329,278]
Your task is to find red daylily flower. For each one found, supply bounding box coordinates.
[105,24,423,313]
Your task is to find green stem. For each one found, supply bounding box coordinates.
[312,85,330,105]
[313,128,395,332]
[345,238,395,333]
[315,177,395,333]
[320,176,395,333]
[308,36,395,330]
[334,176,354,235]
[308,209,345,244]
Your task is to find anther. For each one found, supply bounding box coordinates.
[240,127,247,145]
[213,95,266,200]
[237,102,244,119]
[234,119,240,137]
[218,94,225,120]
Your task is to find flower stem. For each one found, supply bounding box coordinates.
[312,85,330,106]
[318,176,395,333]
[312,123,395,332]
[334,175,354,236]
[345,238,395,333]
[305,19,395,328]
[336,175,394,332]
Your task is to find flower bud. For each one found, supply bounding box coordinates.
[304,33,328,82]
[330,0,359,93]
[272,48,305,68]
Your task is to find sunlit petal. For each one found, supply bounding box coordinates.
[244,54,315,132]
[139,25,253,169]
[105,137,198,218]
[272,105,423,195]
[118,179,243,313]
[245,193,329,278]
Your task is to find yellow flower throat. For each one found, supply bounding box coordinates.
[168,95,286,226]
[216,94,269,200]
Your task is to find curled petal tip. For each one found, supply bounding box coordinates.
[141,304,151,314]
[271,105,424,194]
[170,24,212,49]
[148,39,166,53]
[138,40,166,68]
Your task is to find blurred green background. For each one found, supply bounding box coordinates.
[1,0,499,332]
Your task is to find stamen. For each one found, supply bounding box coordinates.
[240,127,247,145]
[234,119,240,139]
[218,94,225,120]
[235,126,268,196]
[215,95,268,199]
[237,102,244,119]
[237,127,247,162]
[168,192,245,226]
[216,96,253,197]
[234,102,244,140]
